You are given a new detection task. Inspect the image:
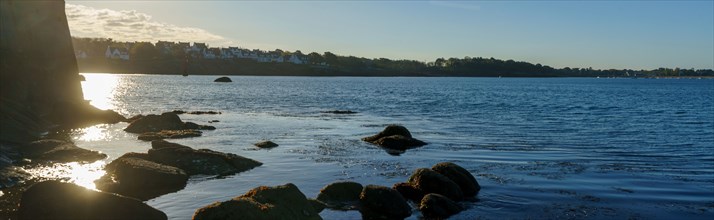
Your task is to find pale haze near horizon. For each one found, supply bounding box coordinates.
[65,0,714,70]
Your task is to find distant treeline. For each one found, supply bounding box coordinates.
[71,37,714,77]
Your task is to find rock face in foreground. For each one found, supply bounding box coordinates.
[214,77,232,82]
[316,181,363,210]
[148,140,262,176]
[21,139,106,162]
[359,185,412,220]
[362,125,426,151]
[19,181,167,220]
[95,154,189,200]
[193,183,321,220]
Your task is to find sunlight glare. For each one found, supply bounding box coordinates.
[22,161,106,190]
[81,73,119,110]
[77,124,110,142]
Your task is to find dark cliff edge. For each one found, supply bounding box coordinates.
[1,0,123,145]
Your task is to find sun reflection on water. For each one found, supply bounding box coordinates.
[22,161,106,190]
[76,124,111,142]
[81,73,119,110]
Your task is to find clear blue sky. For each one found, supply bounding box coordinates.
[66,1,714,70]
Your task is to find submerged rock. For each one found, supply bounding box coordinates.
[362,125,426,151]
[407,168,463,201]
[419,193,463,219]
[432,162,480,197]
[138,129,202,141]
[316,181,363,210]
[321,110,358,114]
[21,139,106,162]
[193,183,321,220]
[95,154,188,200]
[214,77,232,82]
[19,181,167,220]
[148,140,262,176]
[359,185,412,220]
[254,140,279,149]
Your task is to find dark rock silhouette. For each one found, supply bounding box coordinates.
[432,162,480,197]
[21,139,106,162]
[172,110,222,115]
[148,140,262,176]
[359,185,412,220]
[95,154,189,200]
[321,110,358,114]
[254,140,279,149]
[407,168,464,201]
[193,183,321,220]
[1,0,125,143]
[125,112,214,141]
[316,181,363,210]
[19,181,167,220]
[214,77,232,82]
[308,199,327,213]
[362,125,426,151]
[419,193,463,219]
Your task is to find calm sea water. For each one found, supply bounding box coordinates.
[56,74,714,219]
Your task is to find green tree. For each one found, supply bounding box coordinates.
[130,42,159,61]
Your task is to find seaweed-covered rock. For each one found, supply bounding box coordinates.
[407,168,463,201]
[362,125,426,151]
[148,140,262,176]
[419,193,462,219]
[21,139,106,162]
[392,182,426,202]
[95,155,188,200]
[137,129,202,141]
[316,181,363,210]
[359,185,412,220]
[432,162,480,197]
[19,181,166,220]
[214,77,232,82]
[193,183,321,220]
[254,140,279,149]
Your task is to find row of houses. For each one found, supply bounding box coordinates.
[76,41,314,65]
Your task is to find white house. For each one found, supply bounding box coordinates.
[75,50,88,59]
[105,46,129,60]
[288,54,305,64]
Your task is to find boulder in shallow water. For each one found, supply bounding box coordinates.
[432,162,480,197]
[362,125,426,151]
[21,139,106,162]
[419,193,462,219]
[407,168,463,201]
[316,181,363,210]
[392,182,426,202]
[95,154,188,200]
[148,140,262,176]
[254,140,279,149]
[124,112,185,133]
[359,185,412,220]
[137,129,203,141]
[193,183,321,220]
[19,181,166,220]
[214,77,232,82]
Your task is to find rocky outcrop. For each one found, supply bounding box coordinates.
[21,139,106,162]
[19,181,167,220]
[138,129,203,141]
[254,140,279,149]
[359,185,412,220]
[193,183,321,220]
[407,168,463,201]
[432,162,480,197]
[392,182,426,202]
[95,154,189,200]
[362,125,426,151]
[147,140,262,176]
[316,181,363,210]
[419,193,463,219]
[213,77,232,82]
